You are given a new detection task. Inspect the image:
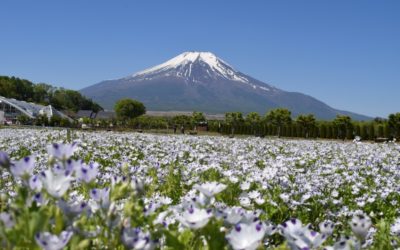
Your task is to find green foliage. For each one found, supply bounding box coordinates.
[265,108,292,137]
[296,114,316,138]
[192,111,206,124]
[17,115,32,125]
[114,98,146,121]
[225,112,244,135]
[0,75,102,112]
[333,115,353,140]
[388,113,400,138]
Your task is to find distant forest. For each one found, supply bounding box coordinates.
[0,76,102,112]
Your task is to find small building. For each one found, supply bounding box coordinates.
[0,96,72,124]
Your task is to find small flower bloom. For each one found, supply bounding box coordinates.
[226,221,267,250]
[47,143,78,160]
[194,182,226,197]
[76,162,99,183]
[350,213,372,240]
[391,218,400,236]
[40,170,73,198]
[177,205,213,229]
[58,199,88,218]
[35,231,73,250]
[0,212,15,228]
[90,187,110,210]
[280,218,328,249]
[32,192,47,206]
[122,227,157,250]
[29,175,43,191]
[319,220,335,236]
[10,156,35,178]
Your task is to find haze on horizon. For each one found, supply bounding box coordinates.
[0,0,399,118]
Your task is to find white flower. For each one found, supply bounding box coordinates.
[325,236,356,250]
[239,196,251,207]
[350,213,372,240]
[177,205,213,229]
[391,218,400,236]
[194,182,226,197]
[40,170,73,198]
[35,231,73,250]
[319,220,335,236]
[222,207,245,225]
[226,221,267,250]
[280,218,327,249]
[240,181,251,191]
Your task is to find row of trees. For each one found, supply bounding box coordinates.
[108,99,400,140]
[0,76,102,112]
[222,108,400,140]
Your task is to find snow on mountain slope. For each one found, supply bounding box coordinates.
[130,52,250,83]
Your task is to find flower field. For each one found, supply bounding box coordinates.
[0,128,400,249]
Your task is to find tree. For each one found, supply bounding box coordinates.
[191,112,206,130]
[296,114,316,138]
[225,112,244,135]
[172,115,192,128]
[114,98,146,122]
[0,76,102,113]
[388,113,400,139]
[333,115,352,140]
[246,112,262,135]
[265,108,292,137]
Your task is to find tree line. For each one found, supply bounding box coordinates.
[216,109,400,141]
[0,76,102,112]
[84,98,400,141]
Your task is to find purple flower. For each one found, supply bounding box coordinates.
[32,192,47,205]
[57,199,88,218]
[47,143,78,160]
[90,188,110,210]
[121,227,157,250]
[35,231,73,250]
[10,156,35,178]
[29,175,43,191]
[0,212,15,229]
[76,162,99,183]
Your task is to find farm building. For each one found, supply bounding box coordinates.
[0,96,72,124]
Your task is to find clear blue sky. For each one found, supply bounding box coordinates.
[1,0,399,117]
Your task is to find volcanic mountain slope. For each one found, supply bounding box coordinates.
[80,52,370,120]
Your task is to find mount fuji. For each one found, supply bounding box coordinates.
[80,52,370,120]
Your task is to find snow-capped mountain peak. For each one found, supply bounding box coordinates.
[131,51,249,83]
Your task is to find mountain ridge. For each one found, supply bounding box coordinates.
[80,52,371,120]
